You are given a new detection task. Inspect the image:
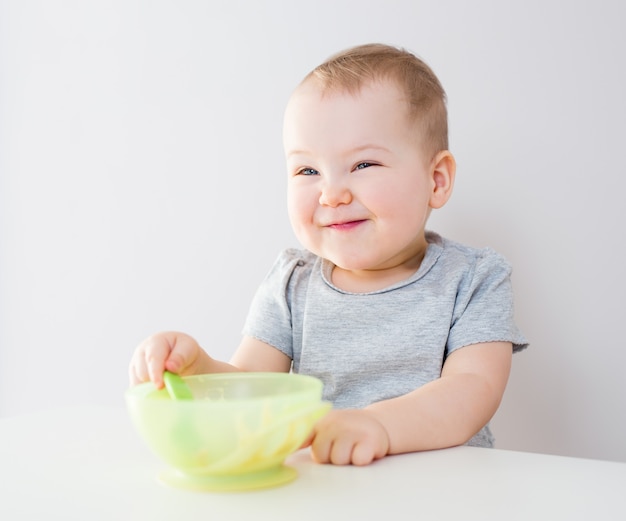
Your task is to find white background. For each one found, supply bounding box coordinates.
[1,0,625,463]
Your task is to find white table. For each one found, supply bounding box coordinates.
[1,406,625,520]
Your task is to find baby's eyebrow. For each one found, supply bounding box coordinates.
[286,149,310,159]
[287,144,391,158]
[349,144,391,154]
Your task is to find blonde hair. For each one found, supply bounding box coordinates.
[303,43,448,158]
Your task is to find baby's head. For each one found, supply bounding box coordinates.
[300,43,448,161]
[283,43,455,279]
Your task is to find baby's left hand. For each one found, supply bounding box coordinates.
[305,409,390,466]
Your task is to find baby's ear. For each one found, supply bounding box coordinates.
[429,151,456,209]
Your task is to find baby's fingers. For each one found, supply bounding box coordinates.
[145,341,170,389]
[129,334,173,388]
[163,333,200,375]
[128,357,149,387]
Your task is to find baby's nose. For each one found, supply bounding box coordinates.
[318,178,352,207]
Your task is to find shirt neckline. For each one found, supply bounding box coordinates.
[319,231,444,295]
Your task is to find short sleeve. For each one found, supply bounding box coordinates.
[447,248,528,355]
[241,248,315,359]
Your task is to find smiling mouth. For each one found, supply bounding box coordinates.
[327,219,367,230]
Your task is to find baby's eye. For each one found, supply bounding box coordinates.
[297,167,319,176]
[355,162,375,170]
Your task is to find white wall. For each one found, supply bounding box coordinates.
[1,0,625,463]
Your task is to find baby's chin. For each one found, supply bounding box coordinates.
[296,238,391,272]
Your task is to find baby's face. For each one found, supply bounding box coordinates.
[283,79,439,275]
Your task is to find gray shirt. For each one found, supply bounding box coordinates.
[243,231,528,447]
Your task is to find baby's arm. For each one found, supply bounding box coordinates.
[308,341,512,465]
[128,333,291,388]
[230,336,293,372]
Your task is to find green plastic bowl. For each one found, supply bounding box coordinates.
[126,372,330,492]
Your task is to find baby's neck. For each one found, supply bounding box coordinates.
[330,253,425,293]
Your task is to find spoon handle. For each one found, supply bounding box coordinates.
[163,371,194,400]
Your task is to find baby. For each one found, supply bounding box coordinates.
[129,43,527,466]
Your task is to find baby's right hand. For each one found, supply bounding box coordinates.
[128,331,203,389]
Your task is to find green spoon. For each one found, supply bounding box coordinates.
[163,371,194,400]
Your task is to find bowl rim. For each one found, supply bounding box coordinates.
[126,371,324,403]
